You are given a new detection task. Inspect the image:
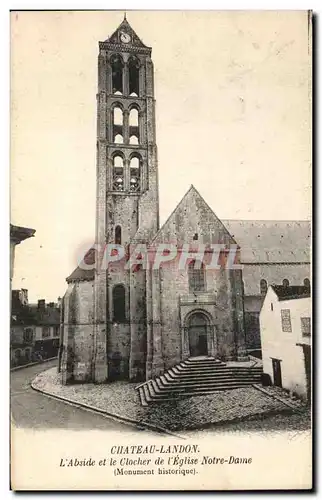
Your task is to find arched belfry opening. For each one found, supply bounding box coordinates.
[113,106,124,143]
[111,54,124,94]
[129,107,140,144]
[128,56,140,96]
[129,155,141,192]
[112,155,124,191]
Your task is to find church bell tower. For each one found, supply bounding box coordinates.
[93,16,159,382]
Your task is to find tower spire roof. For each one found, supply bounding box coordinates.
[101,16,150,51]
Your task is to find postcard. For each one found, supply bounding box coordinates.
[10,10,312,491]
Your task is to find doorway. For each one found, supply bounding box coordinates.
[272,358,282,387]
[188,312,208,357]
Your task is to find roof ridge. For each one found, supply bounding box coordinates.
[103,16,149,49]
[151,185,237,244]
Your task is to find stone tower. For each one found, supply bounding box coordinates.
[94,17,159,382]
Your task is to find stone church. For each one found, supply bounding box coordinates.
[59,18,311,384]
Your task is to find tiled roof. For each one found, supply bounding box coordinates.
[223,220,311,263]
[271,285,311,301]
[11,304,60,326]
[28,304,60,325]
[64,204,311,282]
[102,17,150,49]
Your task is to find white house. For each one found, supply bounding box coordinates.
[260,285,311,401]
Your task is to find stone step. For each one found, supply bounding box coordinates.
[187,357,217,361]
[182,361,262,369]
[184,359,226,367]
[146,380,159,399]
[144,381,154,402]
[172,367,262,377]
[179,367,230,373]
[183,363,225,368]
[136,358,264,405]
[138,386,148,406]
[166,368,262,378]
[163,374,262,385]
[149,384,257,400]
[154,380,258,393]
[154,376,259,391]
[172,365,262,373]
[182,362,227,369]
[180,360,261,369]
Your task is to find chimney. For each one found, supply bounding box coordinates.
[38,299,46,310]
[21,288,28,305]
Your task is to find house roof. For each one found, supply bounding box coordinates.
[28,304,61,325]
[10,224,35,244]
[222,219,311,264]
[11,303,60,326]
[271,285,311,301]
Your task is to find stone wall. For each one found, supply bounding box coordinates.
[60,281,94,383]
[157,258,243,373]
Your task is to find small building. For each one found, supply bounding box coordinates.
[11,291,61,367]
[260,285,311,401]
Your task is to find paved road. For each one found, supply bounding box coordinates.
[10,360,143,431]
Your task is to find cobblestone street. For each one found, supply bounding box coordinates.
[31,367,310,433]
[11,360,148,432]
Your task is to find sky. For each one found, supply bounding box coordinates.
[10,10,311,302]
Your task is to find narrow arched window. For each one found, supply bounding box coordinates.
[113,107,123,125]
[304,278,310,288]
[129,156,141,192]
[113,155,124,191]
[113,284,126,322]
[128,56,140,96]
[260,279,268,295]
[111,54,123,95]
[188,260,205,292]
[129,108,139,144]
[113,107,123,143]
[282,279,289,287]
[129,108,139,126]
[115,225,122,245]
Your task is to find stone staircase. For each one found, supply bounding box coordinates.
[137,357,263,406]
